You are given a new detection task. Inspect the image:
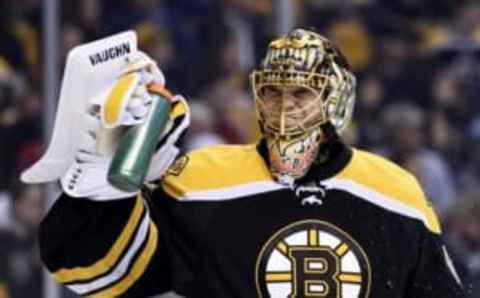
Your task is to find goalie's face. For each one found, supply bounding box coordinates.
[257,85,326,140]
[257,85,324,184]
[256,84,326,185]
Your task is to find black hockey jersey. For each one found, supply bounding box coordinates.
[39,141,465,297]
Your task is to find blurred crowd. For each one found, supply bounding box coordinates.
[0,0,480,297]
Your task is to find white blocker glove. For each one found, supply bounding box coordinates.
[61,53,190,201]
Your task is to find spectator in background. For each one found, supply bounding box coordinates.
[201,76,257,144]
[382,101,456,218]
[103,0,165,35]
[12,91,42,174]
[458,118,480,195]
[220,92,258,144]
[183,100,225,151]
[77,0,104,40]
[444,192,480,297]
[327,13,374,73]
[428,42,480,172]
[0,192,12,231]
[59,24,86,68]
[136,22,184,94]
[371,18,433,108]
[0,4,27,70]
[0,57,26,191]
[354,74,386,148]
[430,47,478,128]
[0,284,8,298]
[221,0,272,72]
[198,27,258,144]
[0,184,43,298]
[300,0,370,31]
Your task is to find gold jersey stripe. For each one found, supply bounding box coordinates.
[104,73,138,126]
[338,273,362,283]
[54,195,145,283]
[308,229,318,246]
[265,272,292,282]
[162,144,273,199]
[337,149,441,234]
[335,243,349,257]
[91,221,159,297]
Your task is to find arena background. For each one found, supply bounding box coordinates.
[0,0,479,297]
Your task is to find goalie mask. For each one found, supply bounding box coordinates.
[251,28,356,184]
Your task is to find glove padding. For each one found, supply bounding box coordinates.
[99,51,166,129]
[61,54,190,201]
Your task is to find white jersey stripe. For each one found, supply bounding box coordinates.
[179,181,288,201]
[178,177,428,228]
[322,178,428,227]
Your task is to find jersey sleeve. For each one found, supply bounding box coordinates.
[39,192,172,297]
[406,227,466,298]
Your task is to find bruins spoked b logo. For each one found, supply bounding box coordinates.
[256,220,371,297]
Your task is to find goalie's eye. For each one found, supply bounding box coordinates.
[293,88,311,99]
[261,86,282,99]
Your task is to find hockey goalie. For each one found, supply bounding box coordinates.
[21,29,465,297]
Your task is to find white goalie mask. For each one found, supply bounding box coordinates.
[250,28,356,184]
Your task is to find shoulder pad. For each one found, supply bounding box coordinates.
[326,149,441,234]
[161,144,283,201]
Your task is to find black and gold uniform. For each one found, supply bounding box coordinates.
[39,141,465,298]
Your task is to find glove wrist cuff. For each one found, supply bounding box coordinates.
[60,161,137,201]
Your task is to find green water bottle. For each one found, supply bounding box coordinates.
[107,92,171,192]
